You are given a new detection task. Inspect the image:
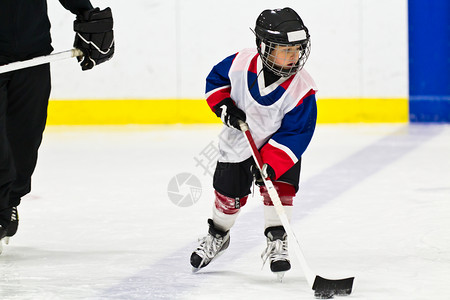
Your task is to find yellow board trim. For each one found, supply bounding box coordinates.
[47,98,408,125]
[316,98,409,123]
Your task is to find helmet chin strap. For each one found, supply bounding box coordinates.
[249,67,264,91]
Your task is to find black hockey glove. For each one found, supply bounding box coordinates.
[73,7,114,71]
[251,163,276,185]
[213,98,246,131]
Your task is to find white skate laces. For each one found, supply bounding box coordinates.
[261,227,291,280]
[3,206,18,245]
[261,237,290,268]
[191,219,230,270]
[195,233,228,267]
[10,207,17,223]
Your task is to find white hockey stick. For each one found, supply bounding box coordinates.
[238,120,354,298]
[0,48,83,74]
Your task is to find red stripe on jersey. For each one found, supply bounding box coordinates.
[296,88,316,107]
[206,86,232,111]
[260,142,295,180]
[248,54,259,74]
[279,75,295,90]
[231,52,239,64]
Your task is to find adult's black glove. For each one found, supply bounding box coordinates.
[213,98,246,131]
[74,7,114,71]
[251,163,276,185]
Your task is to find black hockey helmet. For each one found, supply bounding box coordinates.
[253,7,311,77]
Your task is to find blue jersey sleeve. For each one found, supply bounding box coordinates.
[260,92,317,178]
[205,53,237,111]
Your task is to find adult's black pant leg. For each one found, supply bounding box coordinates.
[0,73,15,227]
[6,63,51,207]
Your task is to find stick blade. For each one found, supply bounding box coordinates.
[312,275,355,298]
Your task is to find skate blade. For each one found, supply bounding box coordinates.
[191,249,227,273]
[276,272,286,282]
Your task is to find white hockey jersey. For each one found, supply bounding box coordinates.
[206,48,317,179]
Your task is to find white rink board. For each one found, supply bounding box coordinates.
[47,0,408,99]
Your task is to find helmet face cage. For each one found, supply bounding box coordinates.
[259,38,311,77]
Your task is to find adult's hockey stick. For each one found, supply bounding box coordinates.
[0,48,83,74]
[238,120,354,299]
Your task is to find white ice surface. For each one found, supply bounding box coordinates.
[1,124,449,299]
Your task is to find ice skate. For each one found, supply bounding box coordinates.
[261,226,291,281]
[3,207,18,245]
[190,219,230,271]
[0,225,6,254]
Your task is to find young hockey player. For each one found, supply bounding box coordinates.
[190,7,318,279]
[0,0,114,254]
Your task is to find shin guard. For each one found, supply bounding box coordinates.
[212,191,248,232]
[260,182,295,207]
[214,190,248,214]
[260,182,295,229]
